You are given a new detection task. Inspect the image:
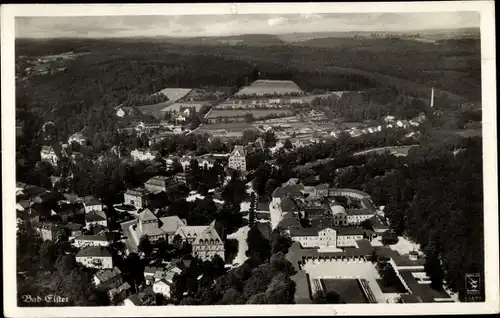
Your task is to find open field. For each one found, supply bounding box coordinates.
[234,79,304,96]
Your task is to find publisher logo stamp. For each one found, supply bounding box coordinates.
[465,273,480,295]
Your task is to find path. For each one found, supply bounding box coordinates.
[227,225,250,266]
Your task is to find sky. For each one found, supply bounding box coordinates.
[16,12,480,39]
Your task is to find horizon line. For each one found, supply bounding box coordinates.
[15,26,480,41]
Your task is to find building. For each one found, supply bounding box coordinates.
[131,149,159,162]
[68,132,87,146]
[40,146,59,165]
[123,188,149,208]
[336,227,365,247]
[35,222,64,242]
[85,211,108,229]
[153,279,173,299]
[73,234,111,248]
[174,172,187,185]
[123,287,156,306]
[175,220,225,261]
[144,175,175,194]
[82,197,103,213]
[94,267,123,289]
[130,209,187,245]
[65,222,84,238]
[108,282,132,304]
[50,203,84,222]
[228,145,247,171]
[75,246,113,269]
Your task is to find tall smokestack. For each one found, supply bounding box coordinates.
[430,87,435,108]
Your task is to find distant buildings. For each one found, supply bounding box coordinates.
[75,246,113,269]
[228,145,247,171]
[131,149,159,162]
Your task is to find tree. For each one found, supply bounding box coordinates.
[138,235,153,258]
[242,130,259,145]
[270,228,293,255]
[424,241,444,290]
[263,131,277,148]
[284,139,293,149]
[312,290,344,304]
[246,227,271,265]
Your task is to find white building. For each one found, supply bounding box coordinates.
[228,145,247,171]
[336,228,364,247]
[73,234,110,248]
[82,197,103,213]
[153,279,172,299]
[68,132,87,146]
[76,246,113,269]
[123,188,149,208]
[40,146,59,165]
[131,149,159,162]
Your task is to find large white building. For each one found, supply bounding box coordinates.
[131,149,159,162]
[228,145,247,171]
[174,220,225,261]
[73,234,110,248]
[76,246,113,269]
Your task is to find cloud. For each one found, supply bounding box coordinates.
[15,12,480,39]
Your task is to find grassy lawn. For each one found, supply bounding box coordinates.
[321,279,369,303]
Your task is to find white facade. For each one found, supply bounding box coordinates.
[131,149,157,161]
[73,237,110,248]
[292,228,337,248]
[153,280,171,299]
[336,233,364,247]
[84,203,103,214]
[76,255,113,269]
[347,213,373,225]
[270,198,285,230]
[228,146,247,171]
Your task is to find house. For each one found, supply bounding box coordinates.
[108,282,132,304]
[123,188,149,208]
[153,279,173,299]
[123,287,156,306]
[68,132,87,146]
[35,222,64,242]
[94,266,123,289]
[82,197,103,213]
[144,266,166,286]
[65,222,84,238]
[40,146,59,165]
[144,175,175,194]
[85,211,108,229]
[75,246,113,269]
[228,145,247,171]
[73,233,111,248]
[50,203,84,222]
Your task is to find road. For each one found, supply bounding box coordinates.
[353,145,418,157]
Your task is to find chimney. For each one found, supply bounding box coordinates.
[430,87,434,108]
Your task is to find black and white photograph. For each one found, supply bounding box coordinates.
[2,2,498,317]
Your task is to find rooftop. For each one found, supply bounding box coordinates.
[85,211,107,222]
[76,246,112,258]
[95,266,122,282]
[75,234,109,242]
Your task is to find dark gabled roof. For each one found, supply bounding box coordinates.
[336,227,364,236]
[65,222,84,231]
[76,246,112,258]
[21,186,48,199]
[85,211,107,222]
[95,267,122,282]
